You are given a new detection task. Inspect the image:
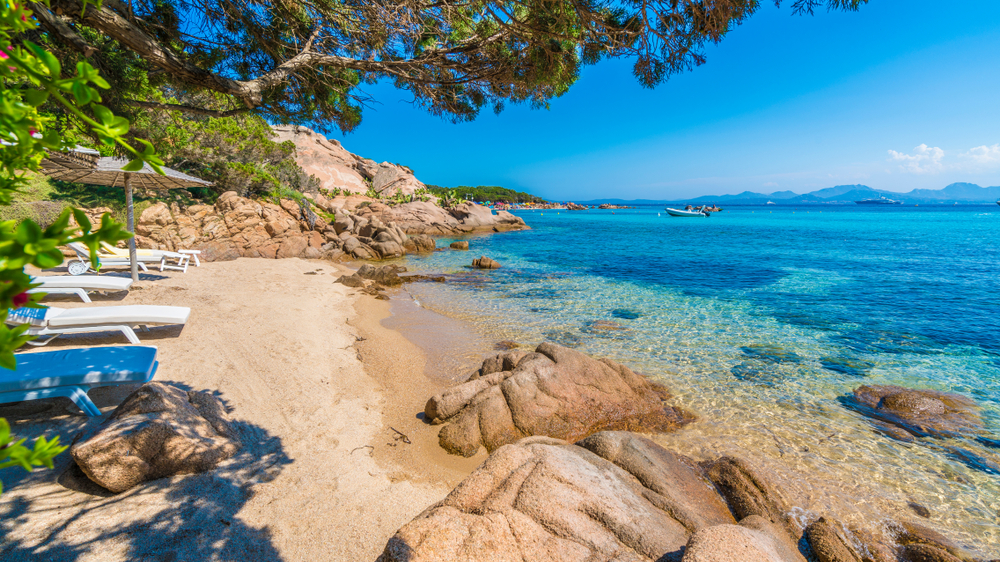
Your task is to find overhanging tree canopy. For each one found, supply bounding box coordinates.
[34,0,868,132]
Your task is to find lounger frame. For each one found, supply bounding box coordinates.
[26,324,150,346]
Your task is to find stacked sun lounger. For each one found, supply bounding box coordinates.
[66,242,191,275]
[29,275,133,302]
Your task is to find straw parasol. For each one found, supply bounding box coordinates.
[38,152,213,281]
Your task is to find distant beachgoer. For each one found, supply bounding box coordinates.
[685,205,693,210]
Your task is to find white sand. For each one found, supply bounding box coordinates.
[0,258,474,561]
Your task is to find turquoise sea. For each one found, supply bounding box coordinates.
[398,206,1000,555]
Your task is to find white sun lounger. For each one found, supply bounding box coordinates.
[7,305,191,345]
[66,242,190,275]
[97,242,192,273]
[0,346,158,416]
[28,275,133,303]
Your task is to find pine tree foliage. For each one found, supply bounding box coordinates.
[34,0,869,132]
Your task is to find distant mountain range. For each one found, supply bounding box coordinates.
[578,183,1000,205]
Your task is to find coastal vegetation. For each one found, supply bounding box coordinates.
[427,184,547,204]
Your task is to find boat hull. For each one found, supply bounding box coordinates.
[665,208,708,217]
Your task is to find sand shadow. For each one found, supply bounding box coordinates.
[43,267,173,283]
[0,394,292,561]
[18,325,186,349]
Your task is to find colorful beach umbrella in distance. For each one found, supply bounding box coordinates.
[38,152,213,282]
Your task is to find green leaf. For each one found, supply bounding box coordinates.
[35,249,65,269]
[34,45,62,77]
[108,116,129,136]
[0,352,14,371]
[71,208,92,233]
[91,104,113,125]
[23,90,49,107]
[121,158,144,172]
[71,81,93,105]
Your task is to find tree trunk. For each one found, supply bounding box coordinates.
[125,173,138,282]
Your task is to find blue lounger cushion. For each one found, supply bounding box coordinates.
[0,346,158,416]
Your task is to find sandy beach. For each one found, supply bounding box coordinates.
[0,258,480,561]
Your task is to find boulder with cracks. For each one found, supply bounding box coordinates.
[70,383,238,493]
[425,343,695,457]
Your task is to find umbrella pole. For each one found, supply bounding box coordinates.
[125,173,138,282]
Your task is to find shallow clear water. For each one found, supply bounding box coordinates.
[399,206,1000,554]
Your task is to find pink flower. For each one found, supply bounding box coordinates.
[11,291,29,308]
[0,51,8,60]
[28,128,35,135]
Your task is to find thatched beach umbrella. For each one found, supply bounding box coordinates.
[38,153,212,282]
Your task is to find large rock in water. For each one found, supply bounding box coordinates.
[70,383,238,493]
[377,432,737,562]
[425,344,695,457]
[848,385,982,439]
[472,255,501,269]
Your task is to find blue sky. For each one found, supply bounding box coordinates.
[318,0,1000,201]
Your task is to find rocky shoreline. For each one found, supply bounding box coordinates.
[130,191,526,262]
[372,338,992,562]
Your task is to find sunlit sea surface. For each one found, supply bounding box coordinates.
[397,206,1000,555]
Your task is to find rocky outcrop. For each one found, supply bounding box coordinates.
[70,383,238,493]
[134,192,523,261]
[378,433,737,562]
[847,385,983,439]
[424,344,695,457]
[380,431,980,562]
[346,200,527,235]
[471,255,500,269]
[272,125,425,197]
[403,233,436,253]
[449,240,469,250]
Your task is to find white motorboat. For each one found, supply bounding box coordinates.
[665,207,710,217]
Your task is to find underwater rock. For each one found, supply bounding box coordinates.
[740,345,803,364]
[849,385,982,439]
[731,363,784,386]
[944,446,1000,476]
[542,329,585,348]
[819,356,874,377]
[611,308,642,320]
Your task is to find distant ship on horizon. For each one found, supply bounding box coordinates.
[855,195,903,205]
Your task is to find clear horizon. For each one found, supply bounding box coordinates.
[312,0,1000,201]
